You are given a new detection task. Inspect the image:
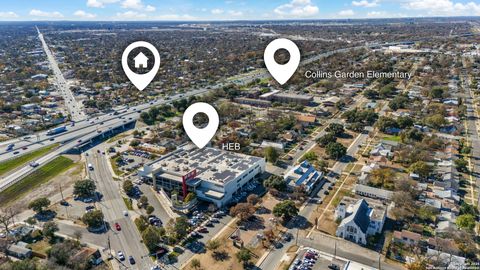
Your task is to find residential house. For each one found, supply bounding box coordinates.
[392,230,421,246]
[353,184,393,201]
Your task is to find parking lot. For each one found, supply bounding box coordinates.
[290,248,350,270]
[114,150,154,173]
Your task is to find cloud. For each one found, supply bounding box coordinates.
[155,14,196,20]
[367,11,384,17]
[0,11,18,19]
[120,0,156,12]
[211,9,224,14]
[87,0,119,8]
[228,10,243,16]
[145,5,156,12]
[73,10,97,19]
[352,0,379,7]
[29,9,64,18]
[403,0,480,15]
[115,11,146,19]
[274,0,319,17]
[338,9,355,16]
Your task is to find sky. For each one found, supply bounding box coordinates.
[0,0,480,21]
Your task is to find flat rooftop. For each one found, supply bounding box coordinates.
[150,144,263,186]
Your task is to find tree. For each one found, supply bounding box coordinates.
[43,221,58,241]
[141,225,165,252]
[247,194,260,205]
[300,151,317,162]
[376,116,399,133]
[123,180,134,196]
[264,146,279,163]
[166,216,190,240]
[28,197,50,214]
[325,142,346,160]
[82,210,104,229]
[400,128,424,143]
[190,258,201,270]
[456,214,476,231]
[236,248,252,265]
[139,195,149,208]
[263,175,287,191]
[206,239,221,252]
[0,207,18,235]
[326,123,344,137]
[230,203,255,222]
[425,114,447,129]
[146,205,155,215]
[363,89,379,99]
[409,161,433,179]
[73,179,96,198]
[430,86,446,99]
[273,200,298,221]
[184,192,196,203]
[455,158,468,173]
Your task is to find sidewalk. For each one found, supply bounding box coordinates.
[152,187,179,219]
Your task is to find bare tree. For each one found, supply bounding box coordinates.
[0,207,19,235]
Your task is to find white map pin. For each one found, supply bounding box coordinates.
[264,38,300,85]
[183,102,219,149]
[122,41,160,91]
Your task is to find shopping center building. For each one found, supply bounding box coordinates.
[138,144,265,207]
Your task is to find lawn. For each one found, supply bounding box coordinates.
[0,144,58,175]
[0,155,75,204]
[383,135,401,142]
[123,196,133,210]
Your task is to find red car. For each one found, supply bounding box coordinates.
[115,222,121,231]
[197,227,208,233]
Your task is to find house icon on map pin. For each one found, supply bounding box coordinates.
[134,52,148,69]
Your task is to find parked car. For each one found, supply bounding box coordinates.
[117,251,125,261]
[128,256,135,264]
[115,222,121,231]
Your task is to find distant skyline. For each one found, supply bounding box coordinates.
[0,0,480,21]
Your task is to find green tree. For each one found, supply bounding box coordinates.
[73,179,96,198]
[28,197,50,214]
[425,114,447,129]
[409,161,433,179]
[325,142,346,160]
[42,221,58,241]
[326,123,344,137]
[300,151,317,162]
[273,200,298,221]
[146,205,155,215]
[82,210,104,229]
[184,192,196,203]
[317,133,337,147]
[264,146,279,163]
[263,175,287,191]
[456,214,476,231]
[236,248,252,265]
[363,89,379,99]
[123,180,134,196]
[455,158,468,172]
[141,225,165,252]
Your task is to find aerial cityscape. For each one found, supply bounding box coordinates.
[1,1,480,270]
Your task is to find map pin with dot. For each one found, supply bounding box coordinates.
[264,38,300,85]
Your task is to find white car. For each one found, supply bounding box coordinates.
[123,211,128,216]
[117,251,125,261]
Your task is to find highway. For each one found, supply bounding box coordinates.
[36,27,87,122]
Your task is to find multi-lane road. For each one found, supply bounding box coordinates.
[36,27,86,122]
[87,145,155,269]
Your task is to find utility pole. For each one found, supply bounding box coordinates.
[334,241,337,258]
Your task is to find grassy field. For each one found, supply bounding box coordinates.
[0,144,58,175]
[0,156,75,204]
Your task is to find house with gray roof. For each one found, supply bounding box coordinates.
[335,198,387,245]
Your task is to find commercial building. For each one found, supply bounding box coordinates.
[260,90,313,105]
[284,160,324,193]
[139,144,265,207]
